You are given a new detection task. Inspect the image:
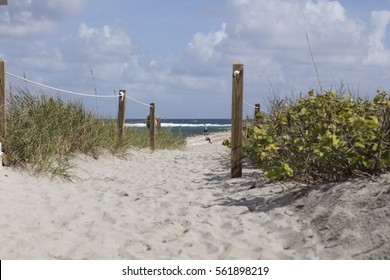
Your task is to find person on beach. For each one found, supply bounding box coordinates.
[203,124,208,135]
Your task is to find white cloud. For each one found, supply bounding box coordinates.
[198,0,377,93]
[61,23,137,63]
[27,0,87,20]
[0,18,55,37]
[364,10,390,66]
[55,23,175,111]
[305,0,346,22]
[126,0,390,110]
[0,0,87,38]
[187,23,228,60]
[78,22,99,41]
[3,0,390,118]
[41,0,87,17]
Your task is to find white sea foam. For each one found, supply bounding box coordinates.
[126,123,231,128]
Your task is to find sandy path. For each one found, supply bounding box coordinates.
[0,133,389,259]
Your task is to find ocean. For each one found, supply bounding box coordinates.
[125,119,231,137]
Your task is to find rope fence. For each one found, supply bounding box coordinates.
[7,72,153,109]
[124,92,153,108]
[1,60,269,160]
[1,65,158,150]
[7,72,117,98]
[243,100,257,108]
[244,100,269,114]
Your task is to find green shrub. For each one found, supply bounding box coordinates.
[244,90,390,183]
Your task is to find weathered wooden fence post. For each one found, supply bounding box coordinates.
[254,103,261,126]
[150,102,156,151]
[231,62,244,178]
[0,59,6,141]
[118,90,126,141]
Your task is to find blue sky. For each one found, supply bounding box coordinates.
[1,0,390,119]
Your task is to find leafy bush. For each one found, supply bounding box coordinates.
[244,90,390,183]
[2,88,185,178]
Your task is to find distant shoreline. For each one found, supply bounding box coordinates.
[125,118,232,137]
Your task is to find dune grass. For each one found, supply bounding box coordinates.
[1,88,185,179]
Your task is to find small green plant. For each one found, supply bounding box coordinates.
[244,90,390,183]
[3,88,185,178]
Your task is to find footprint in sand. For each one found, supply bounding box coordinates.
[102,212,116,224]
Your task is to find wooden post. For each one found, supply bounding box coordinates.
[0,59,6,141]
[231,62,244,178]
[150,103,156,151]
[118,90,126,141]
[254,103,261,126]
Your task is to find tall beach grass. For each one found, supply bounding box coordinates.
[2,88,185,179]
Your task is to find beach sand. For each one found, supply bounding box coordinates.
[0,132,389,259]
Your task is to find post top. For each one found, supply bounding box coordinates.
[233,60,243,65]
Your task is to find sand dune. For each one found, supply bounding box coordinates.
[0,132,389,259]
